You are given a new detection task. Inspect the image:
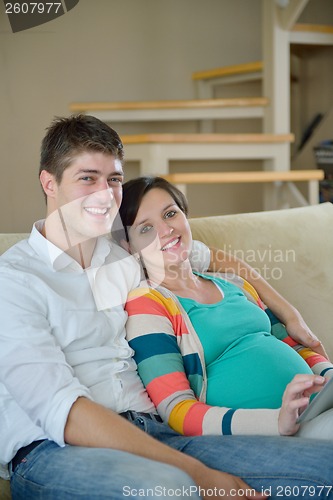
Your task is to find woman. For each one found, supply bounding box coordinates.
[118,176,333,438]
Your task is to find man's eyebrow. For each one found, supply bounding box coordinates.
[109,170,124,176]
[75,169,124,176]
[75,169,98,175]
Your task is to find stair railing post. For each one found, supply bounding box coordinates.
[262,0,291,210]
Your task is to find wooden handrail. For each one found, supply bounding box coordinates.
[121,133,294,144]
[292,24,333,34]
[192,61,263,82]
[69,97,268,113]
[162,170,324,185]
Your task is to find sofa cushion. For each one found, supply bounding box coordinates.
[0,478,11,499]
[0,233,29,255]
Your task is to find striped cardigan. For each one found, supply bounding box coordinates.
[125,273,333,436]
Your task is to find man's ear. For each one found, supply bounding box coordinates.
[40,170,57,198]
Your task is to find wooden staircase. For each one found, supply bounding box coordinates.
[69,97,268,124]
[69,8,333,212]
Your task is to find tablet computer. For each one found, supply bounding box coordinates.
[297,376,333,423]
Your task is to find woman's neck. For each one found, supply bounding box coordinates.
[149,261,221,305]
[160,261,199,295]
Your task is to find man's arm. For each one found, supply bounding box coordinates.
[0,272,263,499]
[65,397,265,500]
[208,248,328,358]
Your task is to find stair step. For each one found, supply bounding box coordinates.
[290,23,333,45]
[162,169,324,208]
[121,133,294,176]
[69,97,268,122]
[162,169,324,185]
[121,133,294,144]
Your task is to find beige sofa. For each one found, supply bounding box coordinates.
[1,202,333,498]
[189,202,333,360]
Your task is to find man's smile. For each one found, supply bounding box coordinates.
[84,207,112,216]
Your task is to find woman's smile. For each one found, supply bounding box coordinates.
[161,236,181,252]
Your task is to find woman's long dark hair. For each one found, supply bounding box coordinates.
[114,176,189,244]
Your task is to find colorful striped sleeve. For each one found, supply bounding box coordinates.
[265,307,333,378]
[125,287,280,436]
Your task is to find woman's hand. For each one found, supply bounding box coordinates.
[278,374,326,436]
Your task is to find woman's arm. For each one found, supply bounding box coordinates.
[125,287,280,437]
[208,247,328,358]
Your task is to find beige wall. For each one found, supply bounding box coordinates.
[0,0,263,232]
[0,0,332,232]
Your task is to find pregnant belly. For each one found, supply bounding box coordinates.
[205,334,312,409]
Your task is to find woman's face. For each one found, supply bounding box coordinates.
[128,187,192,276]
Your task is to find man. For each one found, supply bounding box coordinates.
[0,115,332,499]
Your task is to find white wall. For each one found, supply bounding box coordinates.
[0,0,262,232]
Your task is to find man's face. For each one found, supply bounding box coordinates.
[44,151,124,246]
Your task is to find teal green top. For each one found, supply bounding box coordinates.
[178,274,312,409]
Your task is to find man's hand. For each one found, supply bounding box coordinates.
[284,316,329,359]
[193,465,267,499]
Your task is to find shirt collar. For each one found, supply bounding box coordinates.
[28,220,112,272]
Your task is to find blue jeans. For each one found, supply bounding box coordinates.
[10,438,199,500]
[10,413,333,499]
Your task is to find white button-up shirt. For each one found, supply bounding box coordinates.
[0,221,210,477]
